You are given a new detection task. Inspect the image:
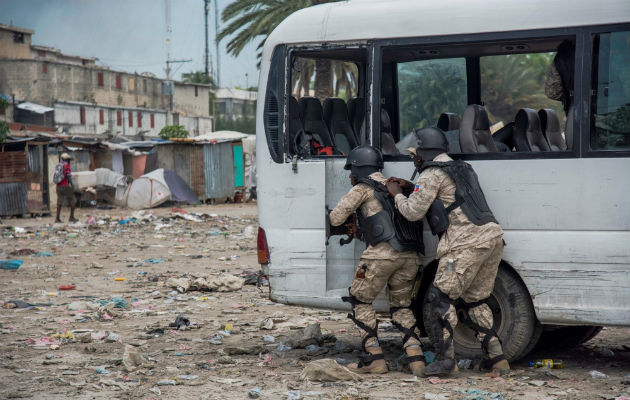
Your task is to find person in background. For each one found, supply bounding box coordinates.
[55,153,77,223]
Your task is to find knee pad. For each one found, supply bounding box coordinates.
[427,285,452,316]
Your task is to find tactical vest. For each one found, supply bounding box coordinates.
[355,178,424,254]
[419,161,498,237]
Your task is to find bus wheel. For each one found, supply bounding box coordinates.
[535,326,603,349]
[422,264,539,362]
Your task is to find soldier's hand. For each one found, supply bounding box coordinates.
[387,177,413,190]
[386,180,403,197]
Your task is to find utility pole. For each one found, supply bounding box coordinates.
[214,0,220,87]
[204,0,210,78]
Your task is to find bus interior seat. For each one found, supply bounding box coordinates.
[298,97,336,148]
[437,112,461,131]
[348,97,366,143]
[459,104,498,153]
[565,105,574,150]
[289,96,303,154]
[380,109,400,155]
[323,98,358,154]
[538,108,567,151]
[493,122,515,151]
[514,108,551,152]
[443,129,461,153]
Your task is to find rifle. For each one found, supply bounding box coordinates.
[325,207,358,246]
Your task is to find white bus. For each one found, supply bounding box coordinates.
[255,0,630,360]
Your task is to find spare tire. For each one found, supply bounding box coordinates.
[422,264,539,362]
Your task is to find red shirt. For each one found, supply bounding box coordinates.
[58,161,72,186]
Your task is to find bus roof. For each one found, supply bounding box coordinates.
[265,0,629,53]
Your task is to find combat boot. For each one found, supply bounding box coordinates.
[347,346,388,374]
[405,345,425,376]
[422,343,457,377]
[483,340,510,377]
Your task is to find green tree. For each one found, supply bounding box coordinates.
[218,0,342,99]
[159,125,189,140]
[0,120,9,143]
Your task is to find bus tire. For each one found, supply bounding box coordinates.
[422,263,538,362]
[535,325,603,349]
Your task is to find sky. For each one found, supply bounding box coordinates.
[1,0,260,88]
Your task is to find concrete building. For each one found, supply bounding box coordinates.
[214,88,257,121]
[0,24,212,137]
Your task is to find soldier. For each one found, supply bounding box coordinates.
[386,127,510,377]
[328,146,425,375]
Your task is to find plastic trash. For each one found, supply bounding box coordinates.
[145,258,164,264]
[176,374,198,380]
[114,277,126,281]
[530,359,564,368]
[424,350,436,364]
[95,366,110,374]
[0,260,23,270]
[287,391,301,400]
[275,342,291,352]
[157,379,177,385]
[169,314,190,330]
[589,370,609,379]
[59,285,76,290]
[209,334,223,345]
[249,388,261,398]
[34,251,54,257]
[224,323,233,334]
[263,335,276,343]
[458,359,473,369]
[2,299,32,309]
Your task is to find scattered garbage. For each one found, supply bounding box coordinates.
[461,388,505,400]
[157,379,177,386]
[263,335,276,343]
[589,370,609,379]
[145,258,164,264]
[209,334,223,345]
[95,366,110,375]
[458,358,473,369]
[2,299,32,309]
[34,251,54,257]
[9,249,35,256]
[530,359,564,368]
[0,260,23,270]
[58,284,76,290]
[169,315,191,330]
[166,273,245,293]
[299,359,363,382]
[249,388,262,398]
[424,350,436,364]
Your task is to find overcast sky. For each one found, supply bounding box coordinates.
[1,0,260,88]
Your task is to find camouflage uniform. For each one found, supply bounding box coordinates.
[330,172,421,349]
[545,63,565,102]
[394,153,504,355]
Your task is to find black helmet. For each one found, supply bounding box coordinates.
[344,145,384,170]
[414,127,448,161]
[344,145,383,183]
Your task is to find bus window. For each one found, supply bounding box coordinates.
[289,49,366,157]
[397,58,467,152]
[386,38,575,155]
[590,31,630,151]
[480,53,565,126]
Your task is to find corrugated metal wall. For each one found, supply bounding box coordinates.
[0,183,28,216]
[204,142,235,200]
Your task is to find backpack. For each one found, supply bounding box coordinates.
[53,163,65,184]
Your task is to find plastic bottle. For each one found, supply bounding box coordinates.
[529,359,564,368]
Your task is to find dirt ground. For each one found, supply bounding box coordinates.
[0,203,628,400]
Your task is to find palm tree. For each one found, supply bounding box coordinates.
[218,0,342,99]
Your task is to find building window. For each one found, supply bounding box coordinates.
[99,109,104,125]
[97,72,104,87]
[116,74,122,90]
[150,114,155,128]
[82,59,88,66]
[195,86,198,97]
[13,32,24,43]
[137,112,142,128]
[128,111,133,127]
[80,107,86,124]
[116,110,122,126]
[37,50,45,57]
[42,63,47,74]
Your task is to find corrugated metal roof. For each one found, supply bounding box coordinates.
[16,102,54,114]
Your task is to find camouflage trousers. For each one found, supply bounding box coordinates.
[433,236,504,352]
[349,257,421,349]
